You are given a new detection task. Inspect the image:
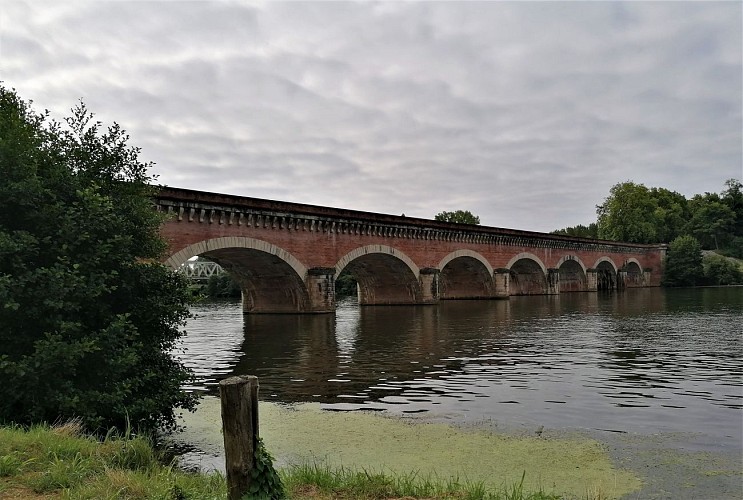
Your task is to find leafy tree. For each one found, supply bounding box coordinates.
[649,187,689,243]
[662,235,704,287]
[686,195,735,249]
[0,86,197,433]
[435,210,480,224]
[720,178,743,238]
[703,253,743,285]
[596,181,659,243]
[551,223,599,239]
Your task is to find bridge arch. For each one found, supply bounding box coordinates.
[166,237,309,279]
[335,245,419,278]
[437,250,495,299]
[437,250,493,275]
[620,258,644,288]
[335,245,422,305]
[506,252,547,275]
[166,237,311,313]
[556,255,588,293]
[507,252,548,295]
[592,256,618,273]
[593,256,618,291]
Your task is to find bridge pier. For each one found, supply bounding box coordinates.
[493,269,510,299]
[419,268,440,304]
[643,269,652,287]
[547,268,560,295]
[617,270,628,290]
[586,269,598,291]
[306,268,336,313]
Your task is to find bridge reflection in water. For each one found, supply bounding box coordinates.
[158,186,665,313]
[176,287,742,450]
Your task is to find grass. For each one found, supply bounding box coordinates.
[0,423,577,499]
[0,421,225,499]
[282,463,562,499]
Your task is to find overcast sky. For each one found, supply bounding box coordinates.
[1,1,741,232]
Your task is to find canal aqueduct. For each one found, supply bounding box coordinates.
[157,187,665,313]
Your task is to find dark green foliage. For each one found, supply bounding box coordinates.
[721,236,743,259]
[243,438,285,499]
[205,273,241,298]
[335,272,358,298]
[596,181,659,243]
[686,194,736,250]
[551,223,598,239]
[663,236,704,287]
[434,210,481,224]
[0,86,197,434]
[703,254,743,285]
[649,187,689,243]
[556,179,740,252]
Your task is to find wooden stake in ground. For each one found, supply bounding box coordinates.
[219,375,259,500]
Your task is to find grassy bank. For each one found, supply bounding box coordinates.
[0,422,573,499]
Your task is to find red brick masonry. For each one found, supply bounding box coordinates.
[157,186,665,313]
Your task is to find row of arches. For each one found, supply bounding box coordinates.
[167,237,648,313]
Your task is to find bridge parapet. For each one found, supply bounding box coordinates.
[156,187,662,256]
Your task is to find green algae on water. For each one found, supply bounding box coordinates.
[177,397,642,499]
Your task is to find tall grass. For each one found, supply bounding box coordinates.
[0,422,225,499]
[1,423,572,499]
[281,463,562,500]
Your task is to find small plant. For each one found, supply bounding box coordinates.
[0,453,26,477]
[242,438,285,499]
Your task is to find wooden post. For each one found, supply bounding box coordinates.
[220,375,259,500]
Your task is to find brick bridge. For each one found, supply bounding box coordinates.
[156,187,666,314]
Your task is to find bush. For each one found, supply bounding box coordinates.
[205,273,242,298]
[703,254,743,285]
[0,86,197,434]
[662,235,704,287]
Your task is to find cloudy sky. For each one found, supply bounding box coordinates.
[1,1,741,232]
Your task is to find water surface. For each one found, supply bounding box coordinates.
[179,288,742,450]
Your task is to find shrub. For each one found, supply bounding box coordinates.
[0,86,197,434]
[703,254,743,285]
[662,235,704,287]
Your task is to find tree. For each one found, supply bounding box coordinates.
[551,223,599,239]
[205,273,242,298]
[649,187,689,243]
[686,195,735,249]
[0,86,197,433]
[720,178,743,241]
[596,181,659,243]
[435,210,480,224]
[662,235,704,287]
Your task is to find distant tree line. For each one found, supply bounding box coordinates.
[553,179,743,286]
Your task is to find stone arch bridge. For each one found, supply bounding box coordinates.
[157,187,666,314]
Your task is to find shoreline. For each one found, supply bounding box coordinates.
[170,396,742,499]
[171,397,643,499]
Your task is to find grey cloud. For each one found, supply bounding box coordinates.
[1,1,740,232]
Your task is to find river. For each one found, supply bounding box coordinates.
[175,287,743,498]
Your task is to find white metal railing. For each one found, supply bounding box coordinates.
[178,260,225,282]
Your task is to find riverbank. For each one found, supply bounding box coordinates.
[172,397,643,499]
[0,420,582,499]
